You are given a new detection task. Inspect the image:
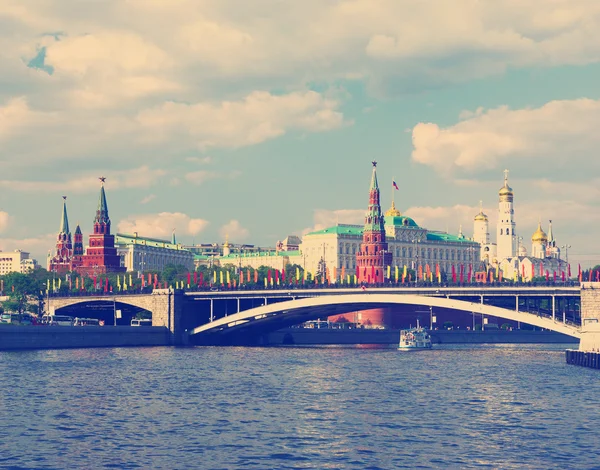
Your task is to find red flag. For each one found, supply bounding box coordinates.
[553,271,557,282]
[104,278,109,293]
[254,269,258,283]
[148,273,152,285]
[282,268,286,282]
[522,264,525,280]
[451,265,456,283]
[545,270,549,281]
[531,264,535,279]
[247,269,250,283]
[467,264,472,283]
[240,270,244,284]
[578,264,582,283]
[499,270,503,282]
[539,262,544,277]
[200,272,204,285]
[275,269,280,284]
[562,271,566,282]
[268,269,272,284]
[154,273,158,287]
[187,272,191,286]
[193,272,197,284]
[567,264,571,277]
[459,264,464,283]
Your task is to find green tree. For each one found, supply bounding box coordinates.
[2,272,42,315]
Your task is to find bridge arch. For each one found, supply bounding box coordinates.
[190,293,581,339]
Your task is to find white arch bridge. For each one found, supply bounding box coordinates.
[190,293,581,343]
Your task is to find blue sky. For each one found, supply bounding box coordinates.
[1,0,600,267]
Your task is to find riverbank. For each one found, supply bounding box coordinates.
[0,326,170,351]
[265,328,579,346]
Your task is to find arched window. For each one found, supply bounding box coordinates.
[500,229,503,235]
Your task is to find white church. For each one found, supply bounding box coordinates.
[473,171,569,282]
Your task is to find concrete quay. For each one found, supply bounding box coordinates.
[566,349,600,369]
[0,326,170,351]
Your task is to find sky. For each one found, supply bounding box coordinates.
[1,0,600,267]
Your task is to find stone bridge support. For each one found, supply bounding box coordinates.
[580,282,600,351]
[48,289,186,345]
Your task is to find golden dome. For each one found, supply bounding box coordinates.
[385,201,402,217]
[531,222,547,242]
[474,211,488,222]
[499,183,513,196]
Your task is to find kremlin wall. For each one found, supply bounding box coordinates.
[41,165,573,329]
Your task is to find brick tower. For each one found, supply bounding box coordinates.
[71,224,84,270]
[78,177,125,275]
[356,161,392,284]
[48,196,73,274]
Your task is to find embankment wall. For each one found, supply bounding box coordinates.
[0,326,170,351]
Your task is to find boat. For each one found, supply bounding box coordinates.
[398,320,432,350]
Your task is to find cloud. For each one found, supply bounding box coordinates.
[302,209,365,236]
[404,204,482,235]
[0,211,10,233]
[184,169,241,186]
[136,90,347,149]
[411,98,600,175]
[0,233,56,262]
[219,219,250,242]
[140,194,156,204]
[117,212,209,239]
[0,166,168,193]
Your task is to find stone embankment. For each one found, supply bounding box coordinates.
[0,326,170,351]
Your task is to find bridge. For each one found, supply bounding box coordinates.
[47,286,584,345]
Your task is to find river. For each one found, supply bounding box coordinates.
[0,344,598,469]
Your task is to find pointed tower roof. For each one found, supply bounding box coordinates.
[369,161,379,191]
[474,200,488,221]
[94,177,110,225]
[59,196,70,235]
[172,229,177,245]
[75,224,82,235]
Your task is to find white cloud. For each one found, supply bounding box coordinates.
[411,98,600,175]
[0,211,10,233]
[136,90,347,149]
[140,194,156,204]
[0,233,56,262]
[117,212,209,239]
[404,204,482,236]
[302,209,364,236]
[219,219,250,243]
[0,166,168,193]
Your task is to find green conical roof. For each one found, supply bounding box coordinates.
[94,179,111,225]
[59,197,70,235]
[369,164,379,191]
[172,229,176,245]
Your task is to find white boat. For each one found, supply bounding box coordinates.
[398,321,432,350]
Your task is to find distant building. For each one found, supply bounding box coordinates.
[116,232,194,272]
[77,178,126,275]
[0,250,37,275]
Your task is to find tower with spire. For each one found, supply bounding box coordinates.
[496,169,516,261]
[48,196,74,274]
[356,161,393,284]
[77,177,126,275]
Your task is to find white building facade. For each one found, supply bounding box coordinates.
[0,250,37,275]
[115,234,194,272]
[496,170,517,261]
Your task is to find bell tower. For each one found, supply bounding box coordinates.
[496,170,516,260]
[356,161,393,284]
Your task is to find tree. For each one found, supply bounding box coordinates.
[162,264,188,284]
[2,272,43,315]
[443,321,453,330]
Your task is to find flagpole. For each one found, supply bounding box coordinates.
[392,176,395,205]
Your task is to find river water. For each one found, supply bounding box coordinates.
[0,344,598,470]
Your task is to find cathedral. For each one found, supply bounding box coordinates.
[474,171,568,281]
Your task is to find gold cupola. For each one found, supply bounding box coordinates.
[474,201,488,221]
[531,221,547,243]
[499,169,514,201]
[385,200,402,217]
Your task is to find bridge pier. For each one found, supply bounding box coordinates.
[578,283,600,353]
